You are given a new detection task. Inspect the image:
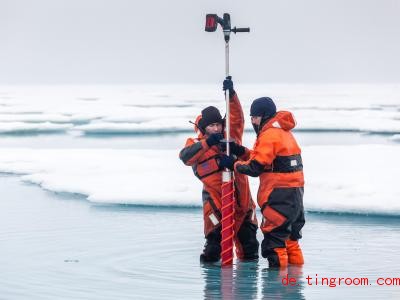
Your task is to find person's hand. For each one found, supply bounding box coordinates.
[223,76,234,95]
[220,141,246,157]
[206,133,224,147]
[218,154,235,170]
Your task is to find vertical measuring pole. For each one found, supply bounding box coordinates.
[204,13,250,267]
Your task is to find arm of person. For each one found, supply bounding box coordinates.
[229,92,245,143]
[234,131,277,177]
[179,138,210,166]
[238,146,252,161]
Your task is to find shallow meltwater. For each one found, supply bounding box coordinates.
[1,175,400,299]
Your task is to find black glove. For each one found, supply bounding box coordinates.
[206,133,224,147]
[223,76,235,97]
[220,141,246,157]
[218,154,235,171]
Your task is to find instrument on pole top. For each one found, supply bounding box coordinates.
[205,13,250,42]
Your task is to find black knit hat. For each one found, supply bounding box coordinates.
[250,97,276,119]
[198,106,223,130]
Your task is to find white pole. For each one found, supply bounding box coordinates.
[225,41,230,158]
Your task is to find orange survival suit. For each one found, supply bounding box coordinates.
[179,92,259,261]
[235,110,305,267]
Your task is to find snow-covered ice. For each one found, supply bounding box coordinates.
[1,84,399,135]
[0,144,398,215]
[0,122,73,133]
[0,84,399,215]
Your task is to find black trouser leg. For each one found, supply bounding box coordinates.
[200,228,221,263]
[237,220,259,260]
[290,193,305,241]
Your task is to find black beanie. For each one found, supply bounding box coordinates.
[250,97,276,119]
[199,106,223,130]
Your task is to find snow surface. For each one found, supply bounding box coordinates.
[0,84,399,135]
[0,122,73,133]
[0,145,399,215]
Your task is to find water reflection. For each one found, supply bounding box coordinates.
[202,263,305,300]
[233,262,259,299]
[202,264,222,299]
[261,265,305,300]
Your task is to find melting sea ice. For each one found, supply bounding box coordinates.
[0,84,400,299]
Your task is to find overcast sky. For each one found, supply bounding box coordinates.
[1,0,399,84]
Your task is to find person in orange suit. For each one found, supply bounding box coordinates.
[179,77,259,263]
[234,97,305,268]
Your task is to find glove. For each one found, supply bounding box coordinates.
[223,76,235,96]
[218,154,235,171]
[220,141,246,157]
[206,133,224,147]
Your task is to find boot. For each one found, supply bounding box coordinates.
[286,239,304,265]
[200,230,221,263]
[200,243,220,263]
[263,247,288,268]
